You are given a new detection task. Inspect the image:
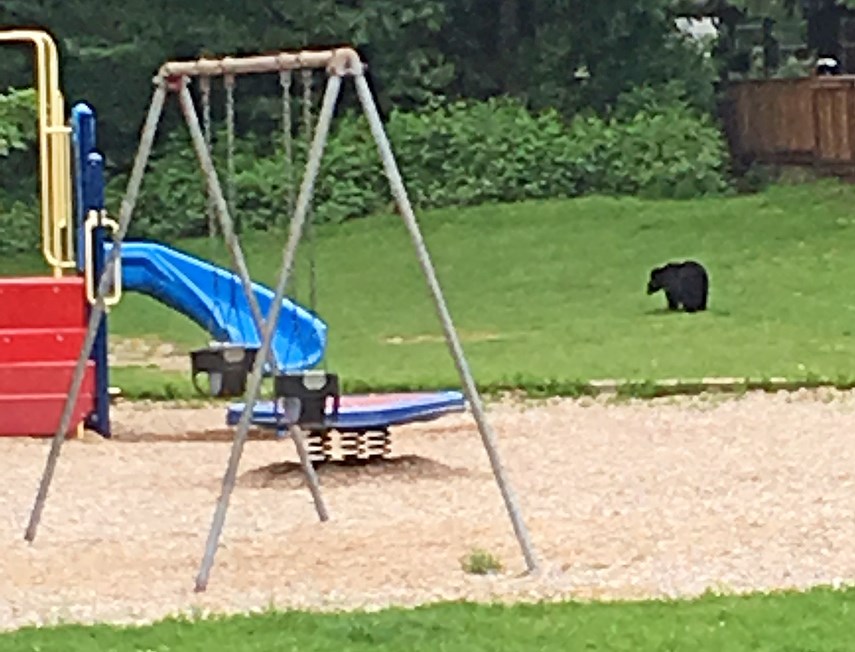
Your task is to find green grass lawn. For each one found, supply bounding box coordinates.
[3,185,854,646]
[1,587,852,651]
[7,181,855,397]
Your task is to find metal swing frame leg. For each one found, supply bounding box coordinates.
[176,77,330,529]
[188,72,325,505]
[353,74,539,575]
[24,82,169,543]
[194,70,344,592]
[289,426,329,519]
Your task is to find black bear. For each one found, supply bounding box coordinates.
[646,260,709,313]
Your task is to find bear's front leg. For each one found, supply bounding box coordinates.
[665,290,680,311]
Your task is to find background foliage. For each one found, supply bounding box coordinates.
[91,86,729,244]
[0,0,834,253]
[0,0,718,165]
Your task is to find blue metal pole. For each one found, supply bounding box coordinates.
[71,103,96,275]
[84,151,111,438]
[71,101,111,438]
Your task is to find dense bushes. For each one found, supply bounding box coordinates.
[0,198,40,255]
[0,88,36,158]
[1,90,732,252]
[102,89,731,242]
[0,88,40,256]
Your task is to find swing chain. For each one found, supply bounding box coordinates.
[280,70,299,299]
[280,69,324,371]
[301,68,318,318]
[224,74,238,233]
[200,76,216,238]
[200,74,224,339]
[279,70,295,220]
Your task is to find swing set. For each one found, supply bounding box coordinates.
[22,45,540,592]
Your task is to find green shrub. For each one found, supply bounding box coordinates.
[103,94,731,241]
[104,130,210,242]
[388,98,582,207]
[313,113,389,223]
[621,87,730,199]
[0,197,41,255]
[576,108,730,200]
[0,87,37,157]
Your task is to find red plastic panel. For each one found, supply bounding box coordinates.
[0,328,88,363]
[0,392,95,437]
[0,277,96,436]
[0,276,88,329]
[0,361,96,395]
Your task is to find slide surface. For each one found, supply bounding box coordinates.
[105,240,327,371]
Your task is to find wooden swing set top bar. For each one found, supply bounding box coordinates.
[158,47,364,79]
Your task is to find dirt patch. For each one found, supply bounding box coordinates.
[240,455,477,490]
[109,337,190,372]
[383,331,504,345]
[1,390,854,631]
[106,400,234,441]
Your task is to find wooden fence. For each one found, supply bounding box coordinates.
[722,75,855,171]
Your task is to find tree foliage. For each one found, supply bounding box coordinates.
[672,0,855,15]
[0,0,719,170]
[442,0,717,115]
[0,87,36,157]
[0,0,733,251]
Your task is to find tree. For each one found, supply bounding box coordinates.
[0,0,451,167]
[0,0,721,174]
[441,0,717,115]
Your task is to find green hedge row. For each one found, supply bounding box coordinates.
[1,89,732,251]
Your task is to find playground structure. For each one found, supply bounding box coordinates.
[0,31,467,452]
[0,31,332,438]
[4,31,539,592]
[0,30,110,438]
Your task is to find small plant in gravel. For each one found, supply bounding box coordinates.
[460,548,504,575]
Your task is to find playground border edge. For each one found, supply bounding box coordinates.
[108,375,855,404]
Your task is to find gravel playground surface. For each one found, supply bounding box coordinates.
[0,390,854,631]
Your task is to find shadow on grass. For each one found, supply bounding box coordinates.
[642,307,731,317]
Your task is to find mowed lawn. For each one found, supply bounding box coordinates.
[6,182,855,393]
[1,586,852,651]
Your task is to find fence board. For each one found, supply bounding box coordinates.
[724,76,855,170]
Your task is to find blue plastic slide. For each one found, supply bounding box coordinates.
[105,240,326,371]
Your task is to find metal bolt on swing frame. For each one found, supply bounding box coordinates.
[24,46,540,592]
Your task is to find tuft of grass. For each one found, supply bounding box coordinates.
[460,548,504,575]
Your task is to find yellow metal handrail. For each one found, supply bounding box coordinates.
[0,29,75,275]
[83,209,122,309]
